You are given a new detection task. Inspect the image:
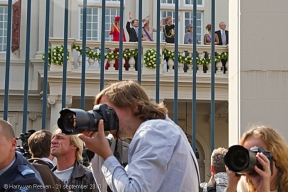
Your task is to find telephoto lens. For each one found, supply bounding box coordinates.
[224,145,273,175]
[57,104,119,135]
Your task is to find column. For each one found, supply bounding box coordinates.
[47,95,73,132]
[35,0,46,59]
[229,0,288,145]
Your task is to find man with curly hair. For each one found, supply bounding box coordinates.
[200,147,228,192]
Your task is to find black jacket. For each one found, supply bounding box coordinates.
[215,30,229,45]
[0,152,45,192]
[126,21,138,42]
[52,161,98,192]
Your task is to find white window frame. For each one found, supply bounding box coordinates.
[78,7,99,41]
[161,0,180,6]
[0,5,8,52]
[184,0,204,7]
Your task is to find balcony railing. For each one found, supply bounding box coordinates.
[47,38,228,76]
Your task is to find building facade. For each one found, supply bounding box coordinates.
[0,0,232,183]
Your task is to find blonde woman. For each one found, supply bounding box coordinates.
[225,126,288,192]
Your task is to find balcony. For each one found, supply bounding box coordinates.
[38,38,229,100]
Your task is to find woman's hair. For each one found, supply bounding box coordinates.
[94,80,168,121]
[239,126,288,191]
[206,24,211,31]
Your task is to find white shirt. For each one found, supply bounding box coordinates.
[54,166,73,185]
[92,117,200,192]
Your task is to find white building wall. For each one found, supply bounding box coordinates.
[229,0,288,144]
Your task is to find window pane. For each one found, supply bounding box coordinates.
[0,6,8,52]
[80,8,98,40]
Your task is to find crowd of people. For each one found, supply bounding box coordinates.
[107,13,229,72]
[0,80,288,192]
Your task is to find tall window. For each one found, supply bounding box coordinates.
[0,6,8,52]
[80,8,99,40]
[184,11,203,44]
[105,8,120,41]
[184,0,203,6]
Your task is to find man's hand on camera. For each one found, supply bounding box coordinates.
[78,120,113,161]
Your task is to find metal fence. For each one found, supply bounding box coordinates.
[2,0,217,154]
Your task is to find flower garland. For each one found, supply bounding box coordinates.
[86,49,101,60]
[123,49,138,59]
[41,45,69,66]
[162,49,174,60]
[144,49,161,69]
[51,45,70,65]
[105,52,118,61]
[41,48,52,67]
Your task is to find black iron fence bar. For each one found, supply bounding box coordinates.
[80,0,87,109]
[3,0,12,121]
[41,0,51,129]
[22,0,32,133]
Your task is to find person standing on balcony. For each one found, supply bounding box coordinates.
[183,24,199,72]
[215,22,228,46]
[204,24,220,45]
[163,16,180,44]
[126,12,139,71]
[163,16,180,70]
[126,12,139,42]
[105,15,129,71]
[184,24,199,44]
[215,22,228,73]
[141,15,163,41]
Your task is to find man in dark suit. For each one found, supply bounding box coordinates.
[215,22,228,73]
[215,22,228,45]
[126,12,139,71]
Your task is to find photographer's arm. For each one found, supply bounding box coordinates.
[101,125,175,192]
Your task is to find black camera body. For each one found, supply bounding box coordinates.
[57,104,119,135]
[224,145,273,175]
[15,130,36,159]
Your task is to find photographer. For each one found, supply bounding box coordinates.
[225,126,288,192]
[78,80,200,192]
